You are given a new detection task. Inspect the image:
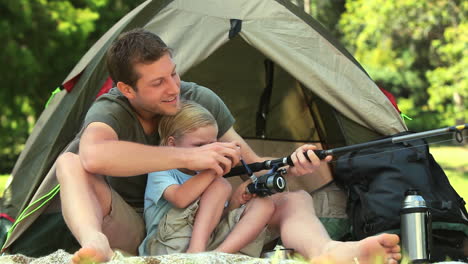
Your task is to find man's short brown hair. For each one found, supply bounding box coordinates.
[106,28,172,89]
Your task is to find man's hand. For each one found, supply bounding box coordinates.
[183,141,241,176]
[287,144,332,177]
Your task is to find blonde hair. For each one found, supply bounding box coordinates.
[158,101,217,146]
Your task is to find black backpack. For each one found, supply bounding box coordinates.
[334,132,468,261]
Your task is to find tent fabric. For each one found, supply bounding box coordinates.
[2,138,79,250]
[2,0,407,252]
[152,0,406,134]
[95,77,114,98]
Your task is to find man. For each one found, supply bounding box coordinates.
[56,28,401,264]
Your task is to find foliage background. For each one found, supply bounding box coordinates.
[0,0,466,174]
[0,0,144,173]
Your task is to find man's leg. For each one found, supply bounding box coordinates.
[267,191,330,257]
[187,177,232,253]
[56,152,112,263]
[268,191,401,264]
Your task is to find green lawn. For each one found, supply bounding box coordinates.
[0,145,467,203]
[429,145,468,208]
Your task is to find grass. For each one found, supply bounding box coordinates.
[429,144,468,209]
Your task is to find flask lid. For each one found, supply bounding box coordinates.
[402,189,427,208]
[405,189,420,196]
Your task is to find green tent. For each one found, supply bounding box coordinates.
[1,0,406,255]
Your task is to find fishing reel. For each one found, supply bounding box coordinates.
[246,167,287,197]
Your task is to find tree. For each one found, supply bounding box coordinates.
[290,0,346,38]
[427,20,467,127]
[0,0,144,173]
[309,0,346,38]
[338,0,466,130]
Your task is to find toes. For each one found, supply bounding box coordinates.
[72,248,106,264]
[71,254,81,264]
[391,252,402,261]
[391,245,400,253]
[380,234,400,247]
[385,244,400,254]
[384,252,402,264]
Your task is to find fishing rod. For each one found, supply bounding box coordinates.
[224,124,467,196]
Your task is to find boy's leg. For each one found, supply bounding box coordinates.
[146,203,199,255]
[214,197,275,255]
[267,191,401,264]
[187,177,231,253]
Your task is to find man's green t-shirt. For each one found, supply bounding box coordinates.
[81,81,235,210]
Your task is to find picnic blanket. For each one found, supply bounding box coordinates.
[0,250,305,264]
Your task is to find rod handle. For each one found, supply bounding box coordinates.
[285,150,328,165]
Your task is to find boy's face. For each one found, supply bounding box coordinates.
[175,124,218,148]
[131,53,181,117]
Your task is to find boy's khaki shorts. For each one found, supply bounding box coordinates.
[145,201,278,257]
[101,188,145,255]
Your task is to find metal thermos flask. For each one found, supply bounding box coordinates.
[400,189,431,263]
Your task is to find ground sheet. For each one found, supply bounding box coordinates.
[0,250,305,264]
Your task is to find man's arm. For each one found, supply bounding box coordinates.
[78,122,241,177]
[218,127,331,177]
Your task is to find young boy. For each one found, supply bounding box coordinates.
[139,101,276,257]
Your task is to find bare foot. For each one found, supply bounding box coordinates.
[71,232,113,264]
[71,248,108,264]
[311,234,401,264]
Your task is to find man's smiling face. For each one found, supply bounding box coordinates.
[131,53,181,118]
